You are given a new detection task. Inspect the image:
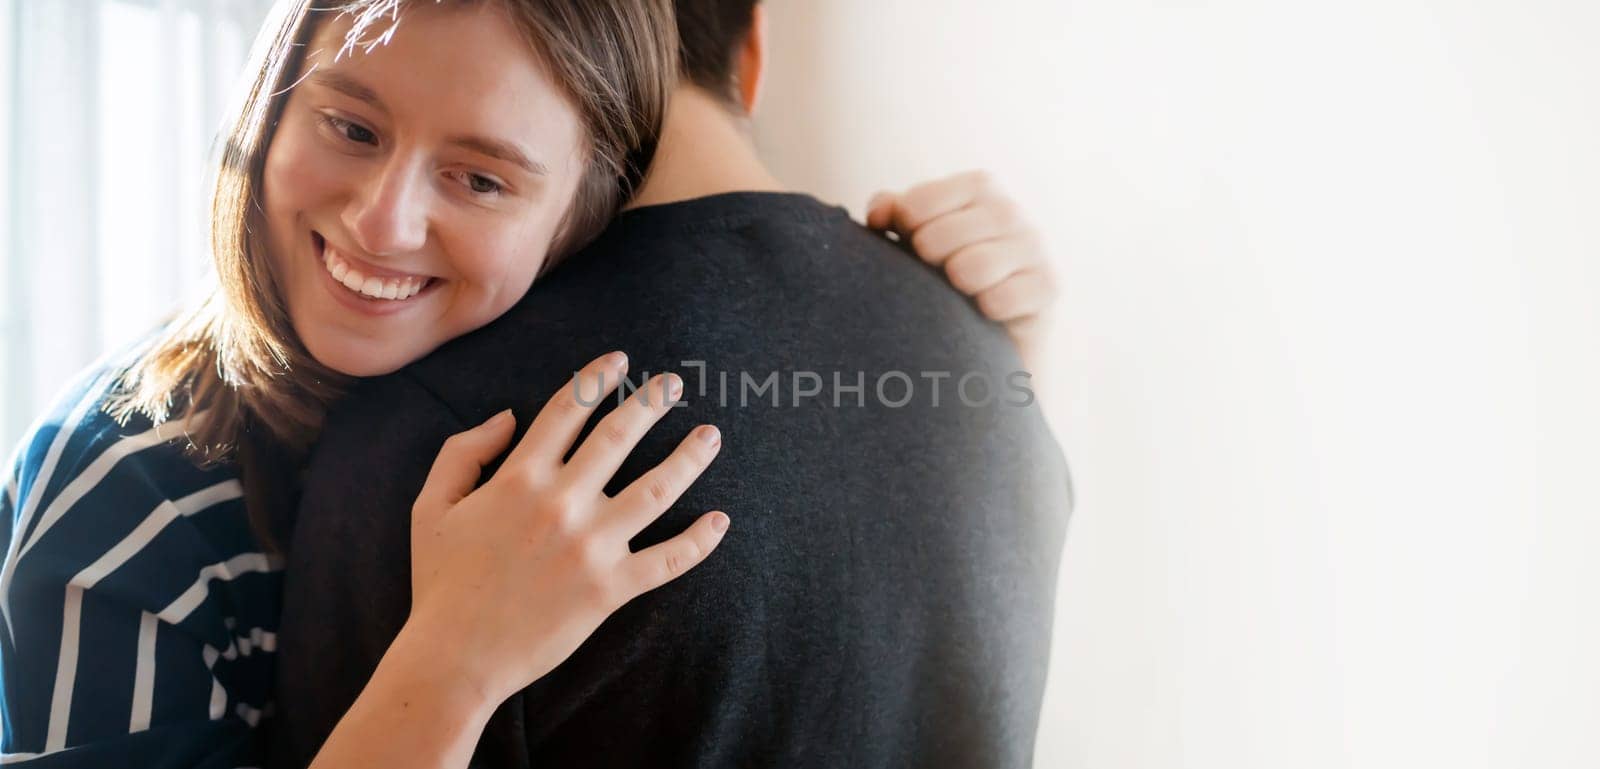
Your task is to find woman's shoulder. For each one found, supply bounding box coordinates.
[2,357,245,574]
[0,364,276,764]
[9,356,229,490]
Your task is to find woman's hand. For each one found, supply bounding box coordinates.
[311,351,727,769]
[404,350,729,706]
[866,170,1059,372]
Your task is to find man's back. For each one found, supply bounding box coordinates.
[269,192,1071,768]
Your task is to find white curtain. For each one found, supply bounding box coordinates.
[0,0,276,451]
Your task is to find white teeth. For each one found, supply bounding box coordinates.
[320,239,428,301]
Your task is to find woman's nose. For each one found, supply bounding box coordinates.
[341,157,429,257]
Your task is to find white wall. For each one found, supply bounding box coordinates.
[755,1,1600,767]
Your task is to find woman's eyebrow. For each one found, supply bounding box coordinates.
[307,71,386,112]
[448,135,548,177]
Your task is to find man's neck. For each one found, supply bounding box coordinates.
[626,86,785,210]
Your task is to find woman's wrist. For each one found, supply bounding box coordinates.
[308,623,502,769]
[384,618,507,719]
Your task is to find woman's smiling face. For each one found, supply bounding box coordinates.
[263,2,586,377]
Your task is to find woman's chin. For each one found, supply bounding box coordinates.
[303,336,415,379]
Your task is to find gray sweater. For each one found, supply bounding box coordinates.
[267,192,1072,768]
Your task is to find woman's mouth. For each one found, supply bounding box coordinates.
[314,231,436,302]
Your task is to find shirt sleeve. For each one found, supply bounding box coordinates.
[1,397,279,768]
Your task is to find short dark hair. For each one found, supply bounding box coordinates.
[673,0,757,101]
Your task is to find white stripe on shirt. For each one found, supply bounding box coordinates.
[5,422,174,652]
[71,481,245,591]
[208,627,278,663]
[156,552,283,626]
[44,587,86,751]
[43,481,247,749]
[129,611,159,733]
[18,422,172,561]
[0,371,111,640]
[210,677,228,721]
[204,645,227,720]
[2,471,16,518]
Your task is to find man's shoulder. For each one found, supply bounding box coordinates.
[429,191,1003,353]
[289,370,462,545]
[375,190,1018,424]
[609,189,963,306]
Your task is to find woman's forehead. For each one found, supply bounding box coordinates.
[300,3,583,154]
[307,2,540,88]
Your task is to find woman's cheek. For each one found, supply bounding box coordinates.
[460,239,548,310]
[270,129,345,197]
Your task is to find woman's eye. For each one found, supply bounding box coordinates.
[322,115,376,145]
[461,173,504,196]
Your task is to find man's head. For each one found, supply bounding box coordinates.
[673,0,764,113]
[620,0,783,207]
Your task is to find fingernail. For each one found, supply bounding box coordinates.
[605,350,627,369]
[698,425,720,446]
[487,409,513,428]
[711,512,729,534]
[665,373,683,401]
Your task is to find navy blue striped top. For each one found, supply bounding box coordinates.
[1,362,280,767]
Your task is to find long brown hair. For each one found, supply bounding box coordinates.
[108,0,677,550]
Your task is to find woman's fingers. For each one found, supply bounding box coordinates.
[414,409,517,516]
[607,424,722,536]
[872,170,996,241]
[502,351,629,475]
[564,373,684,490]
[910,198,1027,266]
[864,170,994,241]
[620,511,730,596]
[977,268,1058,322]
[865,191,898,231]
[944,241,1030,296]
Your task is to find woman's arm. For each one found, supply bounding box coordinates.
[866,170,1060,375]
[309,351,728,768]
[1,353,724,769]
[0,393,273,767]
[302,626,498,768]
